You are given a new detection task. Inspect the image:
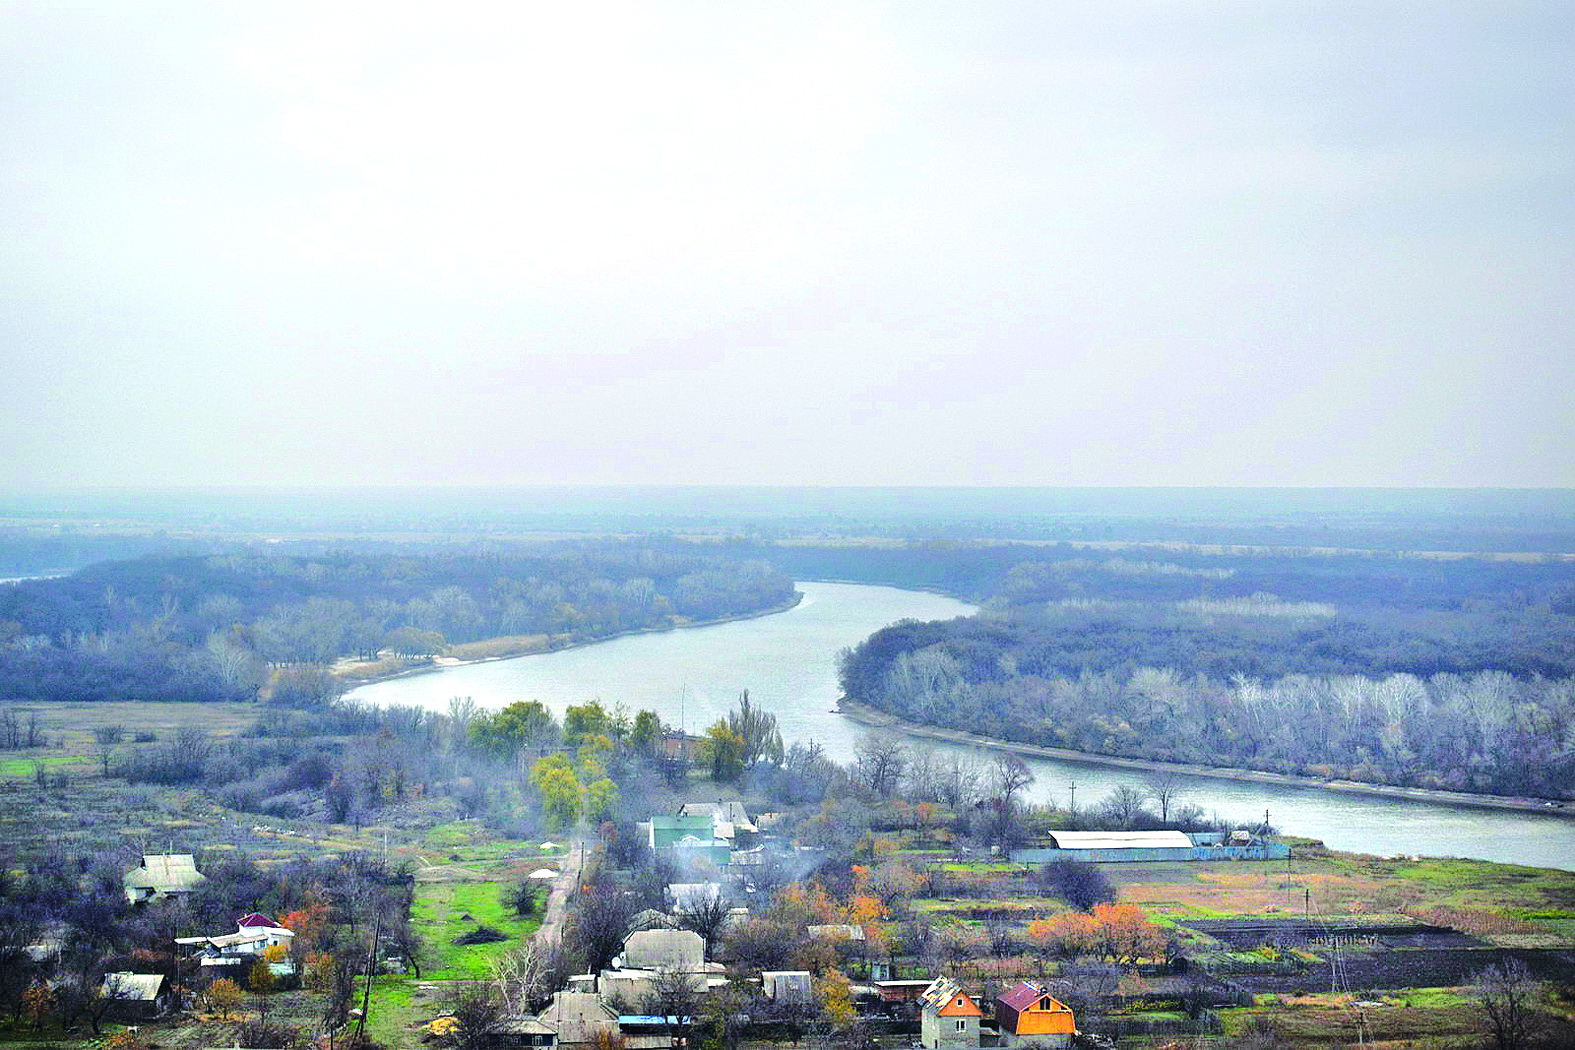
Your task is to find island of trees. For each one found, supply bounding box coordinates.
[833,544,1575,799]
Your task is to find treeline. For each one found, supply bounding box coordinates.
[836,547,1575,799]
[0,541,795,703]
[726,538,1575,613]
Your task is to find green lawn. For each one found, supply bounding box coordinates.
[412,880,543,979]
[0,755,92,778]
[365,975,432,1048]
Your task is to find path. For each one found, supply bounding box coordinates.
[537,839,586,948]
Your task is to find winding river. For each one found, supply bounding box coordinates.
[347,582,1575,871]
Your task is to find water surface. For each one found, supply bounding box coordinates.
[348,581,1575,870]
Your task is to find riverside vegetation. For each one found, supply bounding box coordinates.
[3,693,1573,1049]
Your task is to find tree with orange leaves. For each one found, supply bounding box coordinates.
[1026,910,1101,962]
[1090,903,1167,967]
[279,902,331,955]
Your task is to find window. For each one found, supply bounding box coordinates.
[955,1020,967,1032]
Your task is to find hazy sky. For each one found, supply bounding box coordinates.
[3,2,1571,488]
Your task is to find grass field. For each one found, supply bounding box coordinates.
[412,879,543,979]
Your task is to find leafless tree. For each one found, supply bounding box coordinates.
[1145,773,1185,824]
[641,968,701,1031]
[1474,958,1541,1050]
[444,984,506,1050]
[990,754,1035,810]
[1097,785,1149,829]
[493,939,556,1015]
[854,733,908,798]
[676,886,733,956]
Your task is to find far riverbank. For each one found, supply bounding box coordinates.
[838,698,1575,821]
[330,592,806,688]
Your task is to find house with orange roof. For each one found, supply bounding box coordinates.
[995,981,1075,1048]
[919,976,983,1049]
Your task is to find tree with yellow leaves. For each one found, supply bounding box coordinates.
[814,969,856,1030]
[203,977,244,1020]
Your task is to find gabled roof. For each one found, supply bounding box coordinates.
[102,972,166,1001]
[997,981,1071,1013]
[621,928,704,972]
[123,854,205,893]
[1046,831,1193,849]
[625,908,680,935]
[997,982,1042,1012]
[487,1016,557,1036]
[677,800,755,832]
[237,913,281,928]
[919,977,982,1017]
[537,991,617,1044]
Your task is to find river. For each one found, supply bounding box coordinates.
[346,581,1575,871]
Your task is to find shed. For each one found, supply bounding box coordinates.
[537,991,617,1048]
[807,924,865,942]
[760,970,813,1004]
[483,1015,558,1048]
[101,972,172,1020]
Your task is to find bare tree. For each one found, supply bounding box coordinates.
[675,886,733,956]
[1474,958,1541,1050]
[641,968,701,1035]
[854,733,908,798]
[990,754,1035,811]
[1145,773,1185,824]
[444,984,505,1050]
[937,751,985,808]
[93,725,125,777]
[493,940,556,1015]
[1097,785,1150,829]
[568,878,635,974]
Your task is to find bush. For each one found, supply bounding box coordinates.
[452,925,509,945]
[505,880,538,916]
[1037,860,1116,910]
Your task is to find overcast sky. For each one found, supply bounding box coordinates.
[2,2,1571,489]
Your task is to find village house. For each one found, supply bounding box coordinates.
[100,972,174,1021]
[536,991,618,1049]
[480,1015,557,1049]
[994,981,1075,1048]
[647,815,731,869]
[919,977,983,1050]
[175,913,295,972]
[122,854,205,904]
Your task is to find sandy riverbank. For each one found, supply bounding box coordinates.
[330,591,807,687]
[838,698,1575,820]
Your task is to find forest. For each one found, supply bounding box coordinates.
[836,546,1575,799]
[0,541,795,704]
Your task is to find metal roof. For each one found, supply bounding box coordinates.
[102,973,165,1001]
[1046,830,1194,849]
